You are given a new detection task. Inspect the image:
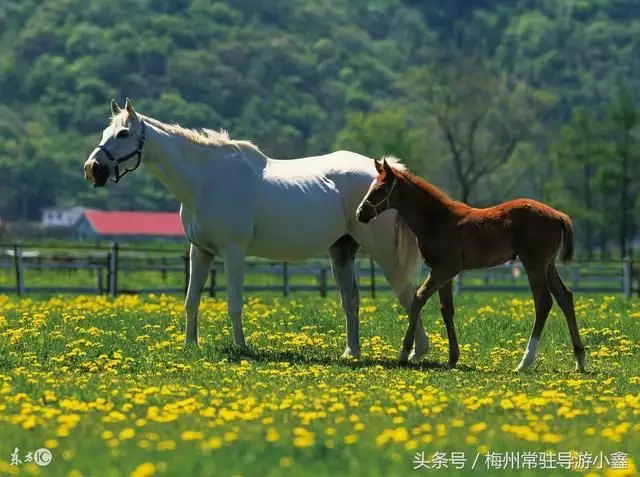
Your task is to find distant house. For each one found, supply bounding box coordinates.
[41,207,85,228]
[75,209,185,241]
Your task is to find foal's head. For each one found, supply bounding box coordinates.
[84,98,146,187]
[356,158,398,224]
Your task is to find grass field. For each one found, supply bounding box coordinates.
[0,292,638,477]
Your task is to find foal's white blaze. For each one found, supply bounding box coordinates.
[516,337,539,371]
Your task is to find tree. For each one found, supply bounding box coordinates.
[551,107,607,259]
[604,88,639,258]
[400,53,551,203]
[333,108,423,168]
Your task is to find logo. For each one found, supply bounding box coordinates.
[33,448,52,466]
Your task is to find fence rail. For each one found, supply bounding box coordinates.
[1,242,638,298]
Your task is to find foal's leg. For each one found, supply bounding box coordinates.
[399,270,452,364]
[329,235,361,359]
[398,285,430,362]
[222,245,248,348]
[438,280,459,368]
[184,244,213,346]
[516,265,553,371]
[547,263,586,372]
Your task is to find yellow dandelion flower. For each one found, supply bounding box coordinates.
[119,428,136,440]
[266,428,280,442]
[43,439,58,450]
[541,433,563,443]
[157,440,176,451]
[469,422,488,433]
[130,462,156,477]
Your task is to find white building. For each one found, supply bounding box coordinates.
[41,207,85,228]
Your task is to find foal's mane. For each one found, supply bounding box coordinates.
[111,111,261,153]
[390,162,467,211]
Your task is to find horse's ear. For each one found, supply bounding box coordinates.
[374,159,384,174]
[124,98,137,116]
[111,99,121,115]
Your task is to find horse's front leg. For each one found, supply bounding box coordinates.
[184,244,213,346]
[222,245,248,348]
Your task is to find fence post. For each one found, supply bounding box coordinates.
[369,257,376,299]
[209,266,217,298]
[96,266,103,294]
[108,242,119,297]
[623,257,631,298]
[282,262,290,297]
[14,242,24,296]
[183,249,190,296]
[319,267,327,297]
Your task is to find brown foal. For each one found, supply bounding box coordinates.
[356,158,586,372]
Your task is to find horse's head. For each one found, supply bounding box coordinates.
[356,157,398,223]
[84,98,146,187]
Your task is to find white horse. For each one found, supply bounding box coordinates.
[84,98,430,361]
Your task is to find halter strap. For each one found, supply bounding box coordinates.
[364,177,396,218]
[96,120,146,184]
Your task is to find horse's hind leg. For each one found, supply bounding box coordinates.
[516,260,553,371]
[438,280,459,368]
[329,235,361,359]
[547,263,586,372]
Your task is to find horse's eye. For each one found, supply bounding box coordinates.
[116,129,129,138]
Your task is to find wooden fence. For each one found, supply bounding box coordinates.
[1,242,638,298]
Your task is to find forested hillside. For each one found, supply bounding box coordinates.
[0,0,638,256]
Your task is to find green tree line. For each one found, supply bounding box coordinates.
[0,0,638,257]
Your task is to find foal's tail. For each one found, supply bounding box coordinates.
[559,213,574,264]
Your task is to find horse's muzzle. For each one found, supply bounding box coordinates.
[87,160,109,188]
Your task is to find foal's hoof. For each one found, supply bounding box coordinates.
[514,364,533,373]
[574,351,586,373]
[398,349,411,366]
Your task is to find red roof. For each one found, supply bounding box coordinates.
[83,209,184,237]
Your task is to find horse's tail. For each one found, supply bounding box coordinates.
[392,212,421,292]
[559,213,574,264]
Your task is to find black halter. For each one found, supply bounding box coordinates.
[363,177,397,218]
[97,120,146,183]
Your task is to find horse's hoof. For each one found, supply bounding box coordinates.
[408,348,428,363]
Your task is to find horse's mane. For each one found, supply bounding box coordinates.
[110,111,261,153]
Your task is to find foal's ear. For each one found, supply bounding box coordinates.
[111,99,121,115]
[382,158,394,174]
[374,159,384,174]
